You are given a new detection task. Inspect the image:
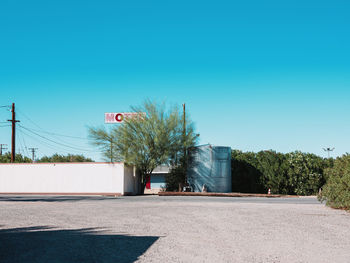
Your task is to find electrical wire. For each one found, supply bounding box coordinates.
[17,126,89,140]
[19,127,88,154]
[18,126,99,154]
[14,107,101,158]
[17,109,91,143]
[17,132,24,157]
[17,127,30,157]
[17,108,88,140]
[20,124,91,149]
[19,125,95,152]
[16,108,43,130]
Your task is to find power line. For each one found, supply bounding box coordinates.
[18,126,89,140]
[19,125,94,152]
[16,108,43,130]
[19,128,80,154]
[17,128,30,157]
[17,108,88,140]
[18,126,97,153]
[20,129,102,162]
[19,127,86,154]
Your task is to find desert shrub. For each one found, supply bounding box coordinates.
[320,154,350,210]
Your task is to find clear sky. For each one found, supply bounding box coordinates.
[0,0,349,161]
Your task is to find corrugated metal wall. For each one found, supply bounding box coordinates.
[188,145,232,193]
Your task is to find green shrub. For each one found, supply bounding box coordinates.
[231,150,329,195]
[321,154,350,210]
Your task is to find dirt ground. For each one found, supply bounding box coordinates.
[0,195,349,263]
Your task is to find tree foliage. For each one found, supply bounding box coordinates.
[320,154,350,210]
[89,100,197,193]
[37,154,94,163]
[232,150,330,195]
[88,127,115,162]
[0,152,32,163]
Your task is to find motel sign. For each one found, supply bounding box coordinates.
[104,112,145,124]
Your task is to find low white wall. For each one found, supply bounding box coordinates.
[0,163,127,195]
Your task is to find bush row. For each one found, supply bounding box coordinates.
[231,150,333,195]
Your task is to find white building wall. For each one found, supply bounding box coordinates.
[0,163,128,195]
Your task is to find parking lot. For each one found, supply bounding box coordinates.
[0,195,349,263]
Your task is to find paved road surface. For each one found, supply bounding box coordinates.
[0,195,349,263]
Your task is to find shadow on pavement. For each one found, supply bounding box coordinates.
[0,196,117,202]
[0,226,159,263]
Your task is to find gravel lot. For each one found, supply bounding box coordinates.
[0,195,349,263]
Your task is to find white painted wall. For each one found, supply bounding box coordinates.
[0,163,132,195]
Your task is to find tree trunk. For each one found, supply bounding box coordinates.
[140,181,146,195]
[140,172,149,195]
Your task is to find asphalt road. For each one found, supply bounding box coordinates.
[0,195,349,263]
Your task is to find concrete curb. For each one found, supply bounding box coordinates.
[158,192,299,198]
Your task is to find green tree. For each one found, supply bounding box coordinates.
[89,100,197,193]
[0,152,32,163]
[87,127,115,162]
[37,154,94,163]
[286,151,326,195]
[321,154,350,209]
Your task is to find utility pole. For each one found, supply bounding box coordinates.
[7,103,20,163]
[0,144,7,156]
[182,103,187,190]
[323,147,335,158]
[28,148,38,163]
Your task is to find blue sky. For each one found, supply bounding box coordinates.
[0,0,349,161]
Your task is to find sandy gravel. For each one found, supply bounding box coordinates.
[0,195,349,263]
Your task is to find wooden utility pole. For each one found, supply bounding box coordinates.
[7,103,20,163]
[182,103,187,188]
[0,144,7,156]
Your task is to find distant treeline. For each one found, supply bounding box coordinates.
[0,153,94,163]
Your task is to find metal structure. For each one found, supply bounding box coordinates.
[323,147,335,158]
[0,144,7,156]
[187,144,232,193]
